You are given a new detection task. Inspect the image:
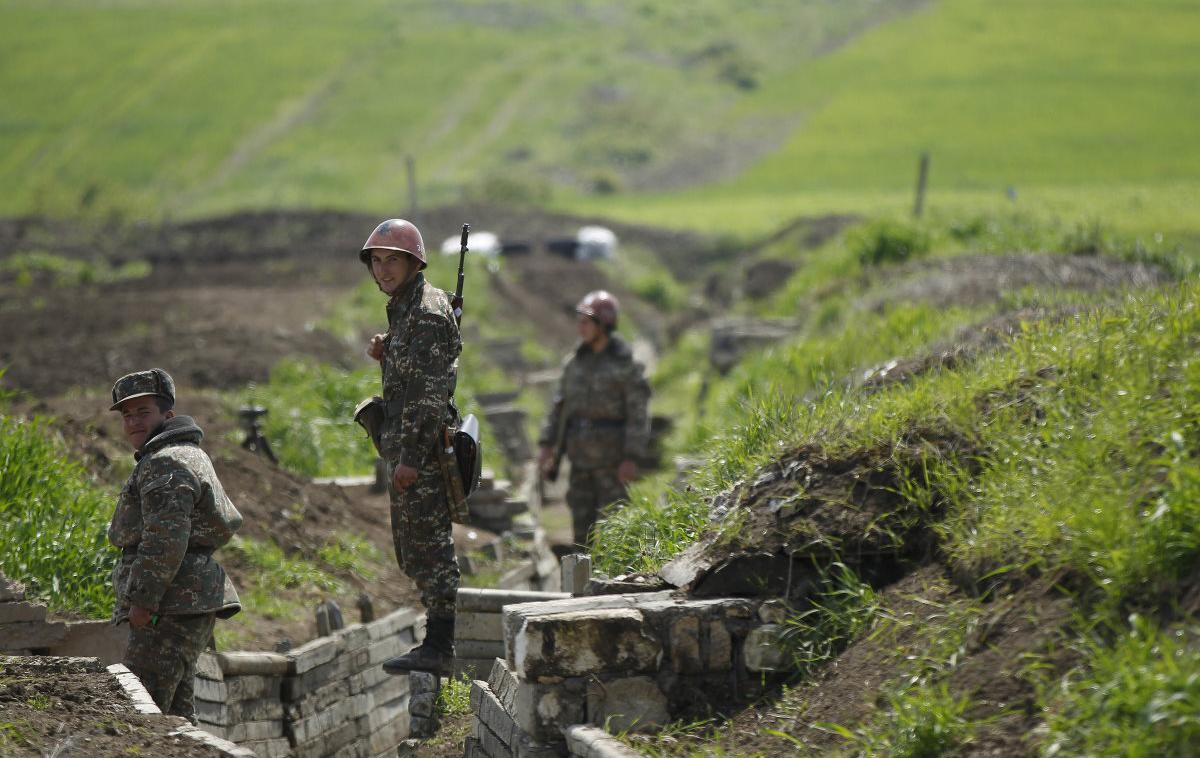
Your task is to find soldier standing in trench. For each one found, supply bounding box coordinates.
[359,219,463,674]
[107,368,242,722]
[537,291,651,549]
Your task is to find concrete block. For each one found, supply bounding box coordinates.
[240,737,292,758]
[409,690,436,719]
[457,588,570,614]
[366,607,423,641]
[0,620,67,650]
[458,639,506,660]
[508,607,661,679]
[586,676,668,733]
[287,634,342,675]
[564,724,644,757]
[283,651,352,699]
[361,692,409,734]
[288,696,355,744]
[457,610,505,641]
[216,651,290,677]
[348,663,396,694]
[0,602,47,623]
[336,623,371,653]
[227,673,283,702]
[227,720,285,742]
[228,695,284,723]
[195,697,229,726]
[290,678,351,719]
[487,657,519,711]
[50,620,128,665]
[196,652,224,681]
[194,676,228,702]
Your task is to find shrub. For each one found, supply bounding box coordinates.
[850,219,931,266]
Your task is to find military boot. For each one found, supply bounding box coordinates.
[383,614,455,675]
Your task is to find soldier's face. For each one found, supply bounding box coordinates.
[117,396,173,451]
[370,249,416,295]
[577,315,601,345]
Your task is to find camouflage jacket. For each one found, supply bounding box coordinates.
[538,335,651,469]
[108,415,242,622]
[380,272,462,469]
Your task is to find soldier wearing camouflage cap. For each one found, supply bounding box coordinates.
[108,368,243,721]
[360,219,463,674]
[538,291,651,548]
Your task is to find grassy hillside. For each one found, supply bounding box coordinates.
[578,0,1200,236]
[593,224,1200,753]
[0,0,906,220]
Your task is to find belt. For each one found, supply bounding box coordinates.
[569,417,625,431]
[122,546,215,557]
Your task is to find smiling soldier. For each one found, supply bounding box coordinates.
[359,219,463,674]
[108,368,242,721]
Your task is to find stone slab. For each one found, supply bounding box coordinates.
[194,676,228,702]
[216,651,290,677]
[0,602,47,624]
[287,634,342,675]
[287,695,354,744]
[0,620,67,650]
[508,607,661,679]
[457,610,505,641]
[564,724,645,758]
[196,652,224,681]
[0,576,26,602]
[227,719,285,742]
[457,588,570,614]
[366,606,423,641]
[106,663,161,714]
[586,676,668,733]
[240,737,293,758]
[50,620,128,664]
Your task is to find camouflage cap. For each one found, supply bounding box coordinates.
[110,368,176,411]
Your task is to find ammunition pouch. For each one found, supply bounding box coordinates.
[435,414,482,524]
[353,396,386,455]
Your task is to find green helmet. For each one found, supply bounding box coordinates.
[110,368,176,411]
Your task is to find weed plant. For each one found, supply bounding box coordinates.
[1043,614,1200,756]
[0,414,116,617]
[780,563,880,679]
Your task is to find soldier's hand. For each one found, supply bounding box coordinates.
[128,605,154,628]
[367,333,387,362]
[617,459,639,485]
[392,462,419,492]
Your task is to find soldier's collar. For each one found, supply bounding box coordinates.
[388,272,425,307]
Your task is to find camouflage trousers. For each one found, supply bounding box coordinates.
[566,465,626,548]
[124,612,216,722]
[389,457,460,619]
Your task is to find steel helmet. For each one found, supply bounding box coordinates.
[359,219,426,269]
[576,290,619,329]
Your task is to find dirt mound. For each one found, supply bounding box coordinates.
[0,657,224,757]
[660,428,976,598]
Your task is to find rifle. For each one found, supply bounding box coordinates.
[543,397,569,483]
[451,223,469,324]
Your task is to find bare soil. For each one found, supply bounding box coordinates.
[0,657,223,757]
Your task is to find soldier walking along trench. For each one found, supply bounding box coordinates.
[107,368,243,722]
[353,218,476,676]
[538,290,651,549]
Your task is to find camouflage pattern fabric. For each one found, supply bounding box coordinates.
[109,415,242,623]
[539,335,651,544]
[388,456,460,617]
[124,612,215,721]
[566,466,626,547]
[379,272,462,616]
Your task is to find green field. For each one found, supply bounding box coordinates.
[5,0,1194,237]
[0,0,905,221]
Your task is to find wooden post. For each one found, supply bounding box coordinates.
[406,155,418,216]
[912,151,930,217]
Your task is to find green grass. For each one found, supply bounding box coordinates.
[0,0,903,221]
[574,0,1200,237]
[0,413,117,618]
[1043,614,1200,757]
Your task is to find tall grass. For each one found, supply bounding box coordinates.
[0,415,116,617]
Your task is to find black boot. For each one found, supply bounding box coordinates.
[383,614,455,675]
